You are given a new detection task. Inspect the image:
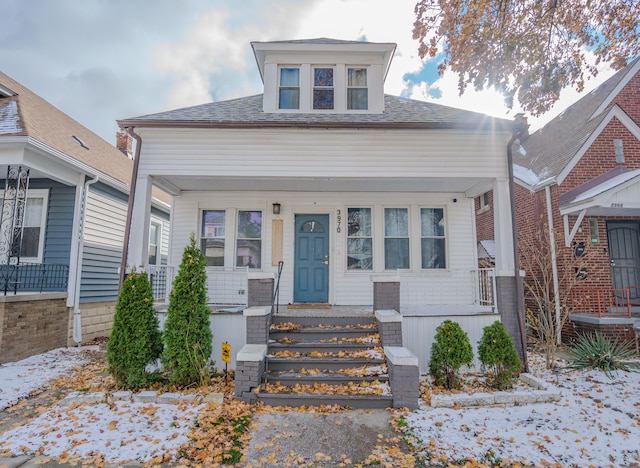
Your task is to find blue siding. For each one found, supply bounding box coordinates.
[80,243,122,303]
[91,181,129,204]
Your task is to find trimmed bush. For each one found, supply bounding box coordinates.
[429,320,474,389]
[568,332,639,378]
[162,233,213,386]
[478,321,522,389]
[107,271,163,389]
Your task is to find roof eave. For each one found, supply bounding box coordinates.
[117,118,510,132]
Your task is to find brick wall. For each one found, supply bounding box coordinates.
[564,318,636,345]
[0,293,69,364]
[475,191,494,242]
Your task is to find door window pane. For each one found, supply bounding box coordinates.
[384,208,409,269]
[347,208,372,270]
[421,208,446,269]
[236,210,262,268]
[201,210,225,266]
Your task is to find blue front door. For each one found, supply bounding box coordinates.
[294,214,329,303]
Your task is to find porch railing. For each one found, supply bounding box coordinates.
[0,263,69,296]
[146,265,175,302]
[476,268,496,308]
[569,287,635,317]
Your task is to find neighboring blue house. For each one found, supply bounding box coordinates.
[0,71,171,363]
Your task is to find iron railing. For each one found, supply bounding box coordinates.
[272,261,284,314]
[146,265,174,302]
[570,287,635,317]
[0,263,69,296]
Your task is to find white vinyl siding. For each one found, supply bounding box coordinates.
[84,189,127,248]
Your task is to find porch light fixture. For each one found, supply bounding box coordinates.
[272,202,281,215]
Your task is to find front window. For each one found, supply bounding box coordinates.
[313,67,334,109]
[384,208,409,269]
[421,208,446,269]
[347,68,368,110]
[347,208,372,270]
[279,67,300,110]
[201,210,225,266]
[0,190,48,262]
[236,210,262,268]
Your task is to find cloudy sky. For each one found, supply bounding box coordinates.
[2,0,615,145]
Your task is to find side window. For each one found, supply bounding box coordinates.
[148,222,160,265]
[0,189,49,262]
[421,208,446,269]
[313,67,334,109]
[279,67,300,110]
[384,208,409,269]
[236,211,262,269]
[201,210,225,266]
[347,67,368,110]
[347,208,372,270]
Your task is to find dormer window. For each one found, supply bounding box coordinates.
[313,67,334,110]
[347,68,368,110]
[278,67,300,109]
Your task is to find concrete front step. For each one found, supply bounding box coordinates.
[255,392,393,409]
[270,329,379,342]
[266,375,389,386]
[271,315,376,328]
[266,357,385,372]
[268,342,380,353]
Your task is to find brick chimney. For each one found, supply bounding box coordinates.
[116,130,133,160]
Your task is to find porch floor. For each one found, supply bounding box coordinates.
[272,305,373,317]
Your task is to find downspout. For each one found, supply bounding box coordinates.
[72,175,99,345]
[507,128,529,372]
[119,126,142,290]
[545,186,562,344]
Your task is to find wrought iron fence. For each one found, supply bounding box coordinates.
[0,263,69,295]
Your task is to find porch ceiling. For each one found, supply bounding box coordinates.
[152,175,492,195]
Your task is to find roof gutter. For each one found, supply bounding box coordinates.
[118,126,143,290]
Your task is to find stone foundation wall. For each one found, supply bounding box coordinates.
[0,293,69,364]
[67,301,117,346]
[565,315,636,345]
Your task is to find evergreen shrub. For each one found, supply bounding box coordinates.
[107,271,163,389]
[429,320,474,389]
[477,321,522,389]
[162,233,213,386]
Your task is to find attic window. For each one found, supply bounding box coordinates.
[614,139,624,163]
[72,135,89,150]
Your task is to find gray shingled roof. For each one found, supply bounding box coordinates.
[515,59,639,183]
[119,94,511,131]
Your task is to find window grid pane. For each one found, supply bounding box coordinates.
[384,208,409,269]
[347,208,372,270]
[421,208,446,269]
[236,210,262,268]
[279,68,300,109]
[202,210,225,266]
[347,68,368,110]
[313,67,334,109]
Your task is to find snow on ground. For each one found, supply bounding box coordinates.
[0,347,97,410]
[404,353,640,467]
[1,347,639,465]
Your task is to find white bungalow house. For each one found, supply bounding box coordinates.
[118,38,521,371]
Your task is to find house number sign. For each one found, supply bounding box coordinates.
[336,209,342,233]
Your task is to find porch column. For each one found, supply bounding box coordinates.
[492,177,524,356]
[127,174,153,270]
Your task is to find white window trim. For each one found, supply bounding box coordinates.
[278,66,301,110]
[419,206,447,271]
[345,206,374,272]
[383,206,411,271]
[478,192,490,214]
[346,66,369,111]
[21,189,49,263]
[312,65,336,111]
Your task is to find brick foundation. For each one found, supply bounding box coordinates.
[67,301,117,346]
[0,293,69,364]
[244,306,272,344]
[565,314,636,345]
[235,344,267,402]
[375,309,403,347]
[373,279,400,313]
[248,275,274,307]
[385,346,419,409]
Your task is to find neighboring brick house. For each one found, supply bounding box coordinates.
[0,71,171,363]
[477,58,640,345]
